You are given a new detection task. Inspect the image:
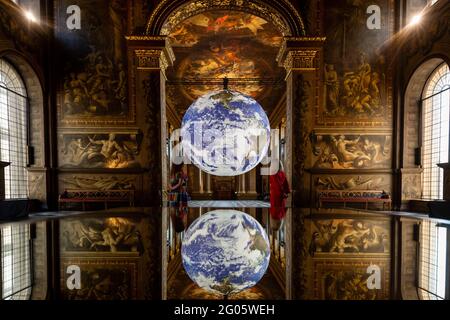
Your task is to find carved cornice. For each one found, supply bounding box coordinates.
[283,50,319,72]
[277,37,326,73]
[126,35,175,74]
[134,49,165,70]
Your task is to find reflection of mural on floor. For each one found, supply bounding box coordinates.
[313,259,390,300]
[168,267,284,300]
[309,219,390,254]
[61,259,137,300]
[323,269,377,300]
[61,217,142,253]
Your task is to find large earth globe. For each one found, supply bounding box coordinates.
[181,210,270,296]
[181,90,270,176]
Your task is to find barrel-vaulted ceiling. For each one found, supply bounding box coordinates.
[165,10,286,117]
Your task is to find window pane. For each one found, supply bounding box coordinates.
[422,63,450,200]
[1,224,32,300]
[0,59,28,199]
[419,220,447,300]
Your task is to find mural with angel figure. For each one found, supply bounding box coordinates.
[59,133,142,169]
[312,134,391,169]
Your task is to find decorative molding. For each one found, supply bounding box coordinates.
[126,36,175,77]
[283,50,319,72]
[134,49,165,70]
[146,0,306,37]
[277,37,325,73]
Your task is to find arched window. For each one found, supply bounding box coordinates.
[0,59,29,199]
[421,63,450,199]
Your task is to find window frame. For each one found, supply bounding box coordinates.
[419,62,450,200]
[418,220,449,300]
[0,223,34,300]
[0,58,31,199]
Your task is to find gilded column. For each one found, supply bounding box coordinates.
[197,168,203,193]
[277,37,325,300]
[126,36,175,207]
[126,36,175,300]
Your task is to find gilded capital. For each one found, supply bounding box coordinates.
[282,50,319,71]
[126,35,175,73]
[134,49,166,71]
[277,36,326,72]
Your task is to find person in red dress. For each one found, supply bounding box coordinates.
[269,162,291,231]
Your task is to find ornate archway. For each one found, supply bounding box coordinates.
[127,0,324,301]
[146,0,306,37]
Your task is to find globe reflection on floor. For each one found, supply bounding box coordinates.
[181,210,270,296]
[181,90,270,176]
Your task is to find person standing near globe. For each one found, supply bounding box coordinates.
[269,162,290,231]
[168,163,190,233]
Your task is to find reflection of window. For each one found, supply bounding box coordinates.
[0,59,29,199]
[1,224,32,300]
[419,220,448,300]
[421,63,450,200]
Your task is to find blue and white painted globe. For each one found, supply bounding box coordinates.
[181,90,270,176]
[181,210,270,296]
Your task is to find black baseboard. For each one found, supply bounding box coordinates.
[0,199,41,221]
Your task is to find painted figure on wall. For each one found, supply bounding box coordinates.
[317,175,389,191]
[320,0,391,124]
[312,135,391,169]
[57,0,128,122]
[61,133,141,169]
[61,176,135,191]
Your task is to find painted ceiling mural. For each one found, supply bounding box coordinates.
[166,11,285,115]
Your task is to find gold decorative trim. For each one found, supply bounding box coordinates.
[135,49,165,70]
[283,50,319,71]
[146,0,305,36]
[125,35,167,41]
[276,37,326,74]
[132,48,174,78]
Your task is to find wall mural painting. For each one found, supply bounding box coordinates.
[56,0,130,125]
[309,219,390,255]
[312,134,391,169]
[402,173,422,200]
[316,175,391,191]
[60,175,137,191]
[320,0,392,126]
[314,260,390,300]
[166,11,285,115]
[60,133,142,169]
[61,259,137,300]
[61,217,142,253]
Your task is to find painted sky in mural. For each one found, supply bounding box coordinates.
[166,11,285,115]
